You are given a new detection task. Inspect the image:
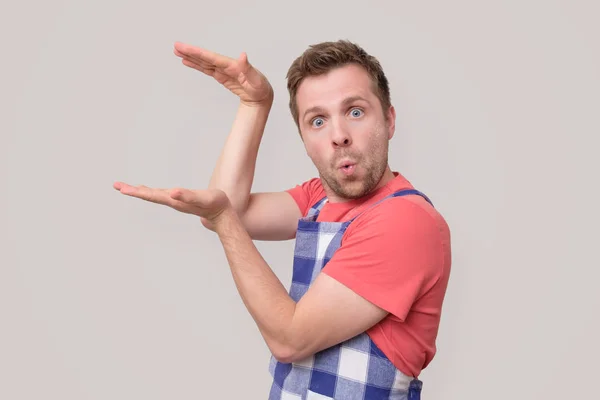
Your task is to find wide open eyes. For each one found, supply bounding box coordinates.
[310,108,364,128]
[350,108,364,118]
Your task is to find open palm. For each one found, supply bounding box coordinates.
[113,182,230,223]
[174,42,273,106]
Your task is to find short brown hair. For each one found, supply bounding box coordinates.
[286,40,392,128]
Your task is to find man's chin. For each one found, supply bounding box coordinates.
[333,180,372,200]
[320,171,375,200]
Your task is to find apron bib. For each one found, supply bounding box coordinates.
[268,189,433,400]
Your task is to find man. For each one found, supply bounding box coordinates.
[114,40,451,400]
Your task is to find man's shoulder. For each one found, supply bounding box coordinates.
[303,176,325,192]
[349,192,449,239]
[285,177,326,217]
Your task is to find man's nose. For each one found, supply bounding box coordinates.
[331,120,352,147]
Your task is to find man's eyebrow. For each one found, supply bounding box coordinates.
[302,96,370,120]
[302,105,325,121]
[341,95,370,107]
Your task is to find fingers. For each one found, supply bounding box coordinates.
[115,182,175,207]
[174,42,251,83]
[181,58,216,77]
[174,42,234,69]
[114,182,203,216]
[173,43,271,102]
[115,182,168,204]
[114,182,229,222]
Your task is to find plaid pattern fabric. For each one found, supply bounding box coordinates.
[268,189,433,400]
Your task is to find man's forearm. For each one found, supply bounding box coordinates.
[212,205,298,361]
[207,101,272,214]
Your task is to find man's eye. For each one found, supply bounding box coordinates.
[311,118,324,128]
[350,108,363,118]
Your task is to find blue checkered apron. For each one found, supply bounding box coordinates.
[268,189,434,399]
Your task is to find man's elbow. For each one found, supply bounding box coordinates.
[272,348,295,364]
[270,340,312,364]
[272,347,304,364]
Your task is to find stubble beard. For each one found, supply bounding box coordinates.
[319,139,389,201]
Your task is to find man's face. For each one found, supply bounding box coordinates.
[295,63,395,202]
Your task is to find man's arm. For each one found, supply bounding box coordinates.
[199,103,302,241]
[113,180,391,362]
[172,43,302,241]
[212,205,389,363]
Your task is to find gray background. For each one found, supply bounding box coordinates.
[2,0,599,399]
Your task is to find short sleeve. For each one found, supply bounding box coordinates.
[322,198,444,322]
[285,178,326,217]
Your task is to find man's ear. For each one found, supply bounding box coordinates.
[387,105,396,140]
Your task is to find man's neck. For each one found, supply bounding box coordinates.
[373,166,396,192]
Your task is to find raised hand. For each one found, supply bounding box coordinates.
[113,181,231,223]
[174,42,273,107]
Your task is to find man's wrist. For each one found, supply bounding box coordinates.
[240,94,274,110]
[211,204,239,235]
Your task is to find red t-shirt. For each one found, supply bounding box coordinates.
[286,172,451,377]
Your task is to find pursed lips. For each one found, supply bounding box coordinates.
[337,159,358,176]
[337,159,356,169]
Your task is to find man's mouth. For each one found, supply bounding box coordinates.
[339,161,357,176]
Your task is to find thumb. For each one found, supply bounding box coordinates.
[237,52,264,89]
[170,188,222,209]
[170,188,200,204]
